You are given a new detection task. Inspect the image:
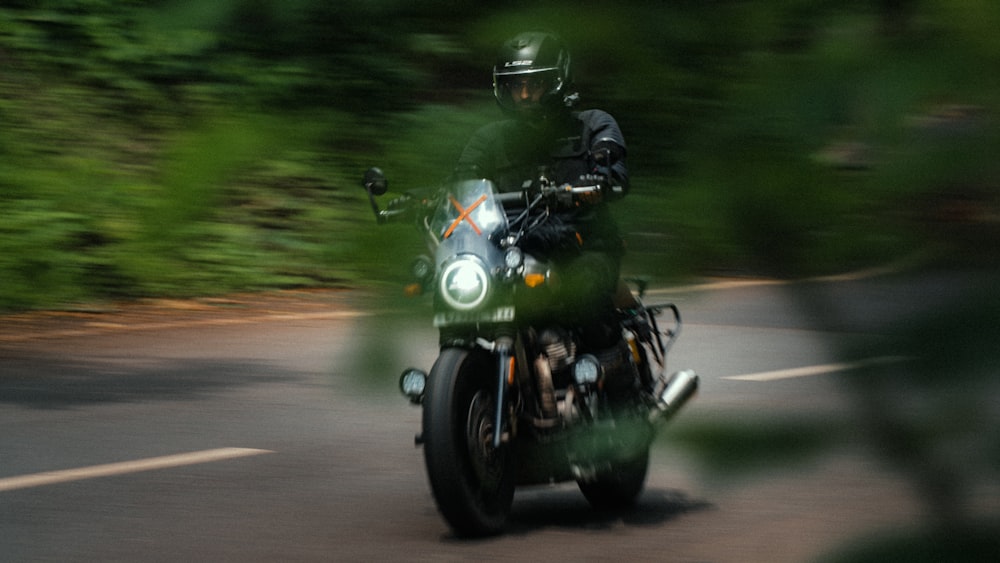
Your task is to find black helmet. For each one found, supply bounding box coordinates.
[493,32,574,119]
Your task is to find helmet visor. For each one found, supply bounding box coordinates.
[495,69,557,109]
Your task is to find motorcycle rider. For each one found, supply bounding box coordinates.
[454,31,632,346]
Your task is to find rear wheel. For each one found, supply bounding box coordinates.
[422,348,515,537]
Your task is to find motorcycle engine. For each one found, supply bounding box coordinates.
[538,327,576,384]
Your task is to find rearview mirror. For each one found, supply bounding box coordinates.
[363,167,388,196]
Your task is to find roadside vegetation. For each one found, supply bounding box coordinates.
[3,1,998,310]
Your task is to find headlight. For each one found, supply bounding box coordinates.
[399,368,427,404]
[573,354,602,386]
[439,257,490,311]
[503,247,523,270]
[411,255,433,283]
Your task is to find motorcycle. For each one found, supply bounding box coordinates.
[361,143,698,537]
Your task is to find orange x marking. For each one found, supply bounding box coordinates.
[443,194,487,239]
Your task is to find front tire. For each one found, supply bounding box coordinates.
[422,348,515,537]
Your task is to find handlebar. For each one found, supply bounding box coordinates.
[543,182,605,207]
[559,184,602,195]
[495,191,528,206]
[498,181,621,211]
[493,183,604,213]
[566,183,626,199]
[362,165,626,225]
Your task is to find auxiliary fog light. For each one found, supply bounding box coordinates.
[399,368,427,404]
[410,255,434,284]
[503,247,524,270]
[572,354,602,386]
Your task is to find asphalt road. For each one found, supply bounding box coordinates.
[1,274,996,562]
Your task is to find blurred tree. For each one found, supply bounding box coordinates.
[1,0,998,558]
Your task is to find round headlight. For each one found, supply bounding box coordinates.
[439,257,490,311]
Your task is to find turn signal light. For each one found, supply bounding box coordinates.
[524,273,546,288]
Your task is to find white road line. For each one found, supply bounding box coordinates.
[0,448,274,492]
[646,279,784,295]
[723,356,906,382]
[645,259,910,296]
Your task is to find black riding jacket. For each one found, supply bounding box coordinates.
[455,109,629,257]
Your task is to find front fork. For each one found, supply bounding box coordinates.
[481,336,515,449]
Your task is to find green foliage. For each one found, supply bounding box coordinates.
[2,2,999,556]
[818,524,1000,563]
[2,0,999,310]
[662,414,844,478]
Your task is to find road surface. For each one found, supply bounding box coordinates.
[1,275,995,561]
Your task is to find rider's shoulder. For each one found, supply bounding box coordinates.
[575,108,618,124]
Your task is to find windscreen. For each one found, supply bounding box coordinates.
[428,179,507,241]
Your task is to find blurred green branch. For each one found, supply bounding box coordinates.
[1,1,998,557]
[3,1,998,309]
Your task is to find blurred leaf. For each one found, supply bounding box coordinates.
[818,523,1000,563]
[663,415,844,478]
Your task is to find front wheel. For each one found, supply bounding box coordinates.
[422,348,515,537]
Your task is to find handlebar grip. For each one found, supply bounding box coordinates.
[496,191,528,205]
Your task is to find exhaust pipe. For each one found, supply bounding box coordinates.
[649,369,699,425]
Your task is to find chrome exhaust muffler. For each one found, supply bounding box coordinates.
[649,369,699,424]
